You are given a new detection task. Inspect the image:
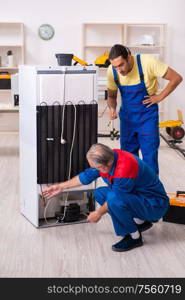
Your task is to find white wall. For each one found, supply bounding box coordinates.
[1,0,185,119]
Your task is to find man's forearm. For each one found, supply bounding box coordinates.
[59,175,82,190]
[98,202,108,216]
[107,89,118,119]
[158,78,182,101]
[159,67,183,101]
[108,96,117,109]
[143,68,183,107]
[107,88,118,109]
[43,175,83,199]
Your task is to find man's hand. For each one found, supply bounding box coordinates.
[87,210,102,223]
[42,184,63,199]
[109,107,118,120]
[42,176,82,199]
[143,94,162,107]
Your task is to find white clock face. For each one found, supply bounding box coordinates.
[38,24,55,40]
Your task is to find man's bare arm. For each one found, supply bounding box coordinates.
[143,67,183,107]
[107,88,118,119]
[43,176,82,199]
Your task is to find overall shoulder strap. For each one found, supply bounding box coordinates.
[112,66,120,87]
[136,54,144,82]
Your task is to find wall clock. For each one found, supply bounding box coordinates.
[38,24,55,40]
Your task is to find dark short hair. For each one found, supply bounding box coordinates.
[109,44,131,60]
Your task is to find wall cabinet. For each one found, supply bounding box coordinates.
[82,23,167,132]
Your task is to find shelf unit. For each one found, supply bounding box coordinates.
[0,23,24,69]
[0,22,24,131]
[82,23,166,64]
[82,23,167,130]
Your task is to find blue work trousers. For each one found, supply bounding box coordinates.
[94,187,169,236]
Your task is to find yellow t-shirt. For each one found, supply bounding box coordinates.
[107,54,168,95]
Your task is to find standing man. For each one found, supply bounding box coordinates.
[43,143,169,252]
[107,44,182,174]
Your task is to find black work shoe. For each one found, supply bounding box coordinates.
[137,221,153,232]
[112,234,143,252]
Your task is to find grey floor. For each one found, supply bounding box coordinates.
[1,131,185,278]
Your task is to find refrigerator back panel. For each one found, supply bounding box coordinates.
[37,103,98,184]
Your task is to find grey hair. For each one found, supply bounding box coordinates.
[86,143,114,166]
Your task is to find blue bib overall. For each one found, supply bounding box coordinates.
[113,54,160,174]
